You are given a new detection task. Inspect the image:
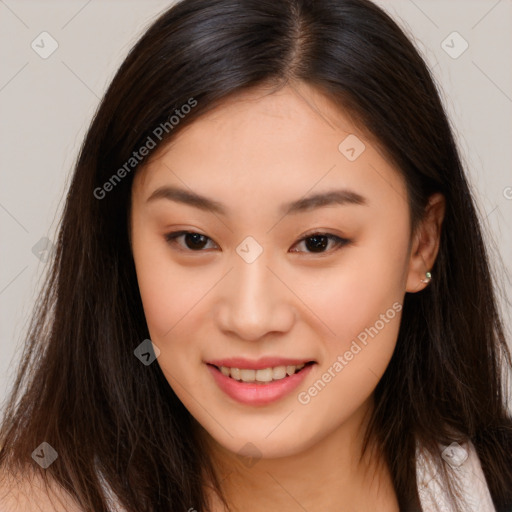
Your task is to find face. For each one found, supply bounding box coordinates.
[130,82,419,460]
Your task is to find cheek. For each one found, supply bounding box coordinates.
[293,224,408,411]
[291,235,407,350]
[132,226,209,340]
[131,231,208,393]
[132,234,177,337]
[296,278,403,432]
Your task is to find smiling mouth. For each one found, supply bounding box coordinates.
[208,362,315,384]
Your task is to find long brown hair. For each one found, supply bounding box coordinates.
[1,0,511,510]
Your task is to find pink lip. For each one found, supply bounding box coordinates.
[206,362,314,406]
[206,357,313,370]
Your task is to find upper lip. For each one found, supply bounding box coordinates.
[206,357,314,370]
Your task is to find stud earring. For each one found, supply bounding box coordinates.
[421,271,432,284]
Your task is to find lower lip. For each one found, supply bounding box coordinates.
[207,363,314,406]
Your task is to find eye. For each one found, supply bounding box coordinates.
[164,230,351,254]
[290,232,351,254]
[164,231,218,252]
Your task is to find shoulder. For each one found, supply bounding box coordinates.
[0,469,84,512]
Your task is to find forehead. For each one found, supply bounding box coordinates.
[133,83,408,215]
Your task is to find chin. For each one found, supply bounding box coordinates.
[197,412,326,461]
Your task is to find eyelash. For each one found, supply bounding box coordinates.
[163,230,352,255]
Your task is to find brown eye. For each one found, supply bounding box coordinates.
[290,233,351,254]
[164,231,217,251]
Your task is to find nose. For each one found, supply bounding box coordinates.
[214,250,297,341]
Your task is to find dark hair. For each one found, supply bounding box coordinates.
[1,0,511,510]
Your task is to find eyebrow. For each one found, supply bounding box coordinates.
[146,185,368,215]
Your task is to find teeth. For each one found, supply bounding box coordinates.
[239,369,256,382]
[255,368,273,382]
[218,363,307,383]
[272,366,287,379]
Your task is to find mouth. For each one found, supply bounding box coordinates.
[206,360,316,406]
[207,361,315,384]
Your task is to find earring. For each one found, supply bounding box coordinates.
[421,271,432,284]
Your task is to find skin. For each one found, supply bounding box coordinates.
[130,81,445,511]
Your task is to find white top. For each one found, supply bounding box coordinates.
[98,440,496,511]
[415,439,496,511]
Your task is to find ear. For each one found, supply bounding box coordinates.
[405,192,446,293]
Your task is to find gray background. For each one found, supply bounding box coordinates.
[1,0,511,409]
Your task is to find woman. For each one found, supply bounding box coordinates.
[1,0,511,511]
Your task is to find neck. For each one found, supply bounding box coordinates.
[200,395,400,512]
